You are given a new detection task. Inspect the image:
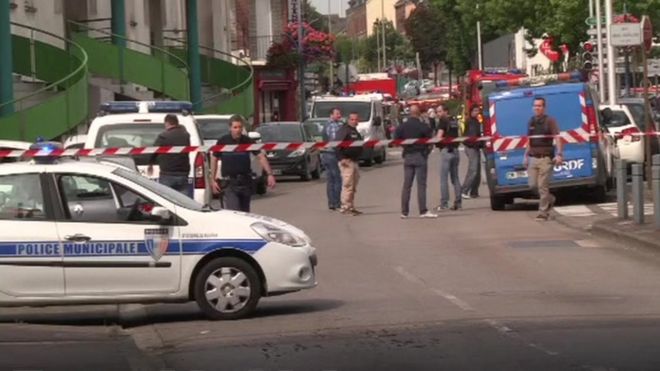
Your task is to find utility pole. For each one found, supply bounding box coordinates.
[476,3,483,70]
[596,0,606,103]
[0,0,14,117]
[298,0,306,120]
[328,0,333,91]
[605,0,617,105]
[381,0,386,71]
[375,20,381,72]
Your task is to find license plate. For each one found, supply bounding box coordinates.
[506,170,528,180]
[272,169,282,175]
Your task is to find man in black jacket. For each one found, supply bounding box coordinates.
[395,105,437,219]
[336,112,364,215]
[461,106,483,198]
[148,114,192,197]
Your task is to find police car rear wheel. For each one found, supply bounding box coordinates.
[194,257,261,320]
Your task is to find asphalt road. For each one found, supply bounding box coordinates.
[4,149,660,371]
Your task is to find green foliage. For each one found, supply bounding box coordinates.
[359,20,414,71]
[404,0,660,76]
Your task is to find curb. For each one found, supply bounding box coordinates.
[591,219,660,251]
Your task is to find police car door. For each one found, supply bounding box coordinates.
[0,171,64,297]
[52,173,181,296]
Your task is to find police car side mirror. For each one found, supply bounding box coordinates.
[248,132,262,142]
[151,207,171,223]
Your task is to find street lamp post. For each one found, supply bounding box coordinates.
[328,0,333,91]
[381,0,386,71]
[476,3,483,70]
[298,0,306,120]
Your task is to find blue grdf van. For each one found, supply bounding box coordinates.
[482,80,615,210]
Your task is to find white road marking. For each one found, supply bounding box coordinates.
[483,319,560,356]
[553,205,596,217]
[555,202,654,217]
[575,239,602,248]
[394,266,560,356]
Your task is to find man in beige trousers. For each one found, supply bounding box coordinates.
[336,112,364,216]
[523,97,563,221]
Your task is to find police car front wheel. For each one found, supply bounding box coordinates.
[194,257,262,320]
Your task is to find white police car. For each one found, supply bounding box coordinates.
[0,145,317,320]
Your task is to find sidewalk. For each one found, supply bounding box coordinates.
[591,216,660,250]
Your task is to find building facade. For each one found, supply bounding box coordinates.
[346,0,367,38]
[394,0,416,34]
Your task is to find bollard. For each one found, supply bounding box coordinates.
[632,163,644,224]
[616,159,628,219]
[654,155,660,229]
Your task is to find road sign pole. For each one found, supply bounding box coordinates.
[605,0,617,105]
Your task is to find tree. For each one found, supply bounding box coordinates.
[303,0,329,33]
[404,2,447,70]
[361,20,414,71]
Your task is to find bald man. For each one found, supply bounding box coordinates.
[394,104,437,219]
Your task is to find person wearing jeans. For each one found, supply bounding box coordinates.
[435,104,462,210]
[321,108,343,210]
[439,147,461,210]
[461,106,483,198]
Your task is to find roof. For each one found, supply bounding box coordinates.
[489,82,587,102]
[312,95,377,102]
[0,158,117,176]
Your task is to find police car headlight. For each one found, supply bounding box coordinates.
[288,149,306,158]
[251,222,307,247]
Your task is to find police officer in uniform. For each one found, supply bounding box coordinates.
[211,115,276,212]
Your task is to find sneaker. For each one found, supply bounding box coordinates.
[535,214,549,221]
[451,204,462,211]
[461,193,472,199]
[436,205,449,212]
[420,211,438,219]
[400,214,409,219]
[351,209,363,215]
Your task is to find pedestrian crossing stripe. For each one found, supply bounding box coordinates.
[554,202,655,217]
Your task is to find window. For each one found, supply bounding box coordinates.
[0,174,45,220]
[58,174,161,223]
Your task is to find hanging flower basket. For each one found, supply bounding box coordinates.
[267,22,336,68]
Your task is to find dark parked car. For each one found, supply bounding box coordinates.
[257,122,322,181]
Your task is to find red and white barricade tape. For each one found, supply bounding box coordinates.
[1,132,659,158]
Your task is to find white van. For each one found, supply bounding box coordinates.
[309,95,387,165]
[84,101,212,205]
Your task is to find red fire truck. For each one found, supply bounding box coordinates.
[463,69,527,119]
[345,73,398,98]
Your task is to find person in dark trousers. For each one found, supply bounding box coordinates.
[461,106,483,198]
[395,105,437,219]
[435,104,462,211]
[210,115,276,212]
[147,114,192,197]
[523,97,563,221]
[321,108,344,211]
[336,112,364,216]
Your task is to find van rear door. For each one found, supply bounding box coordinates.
[491,83,594,188]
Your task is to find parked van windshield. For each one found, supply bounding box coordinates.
[312,102,372,121]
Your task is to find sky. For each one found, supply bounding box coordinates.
[309,0,348,16]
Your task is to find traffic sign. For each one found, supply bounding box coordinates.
[642,16,653,53]
[585,16,606,26]
[610,23,642,46]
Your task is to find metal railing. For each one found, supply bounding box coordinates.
[67,20,190,101]
[162,36,254,116]
[0,22,88,141]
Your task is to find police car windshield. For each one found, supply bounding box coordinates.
[256,124,303,142]
[624,103,647,131]
[312,102,371,121]
[112,168,205,211]
[196,118,230,141]
[96,124,163,165]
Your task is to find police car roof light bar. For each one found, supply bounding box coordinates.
[29,141,64,164]
[99,102,140,114]
[147,101,193,114]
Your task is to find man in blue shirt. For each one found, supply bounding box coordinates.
[321,108,343,210]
